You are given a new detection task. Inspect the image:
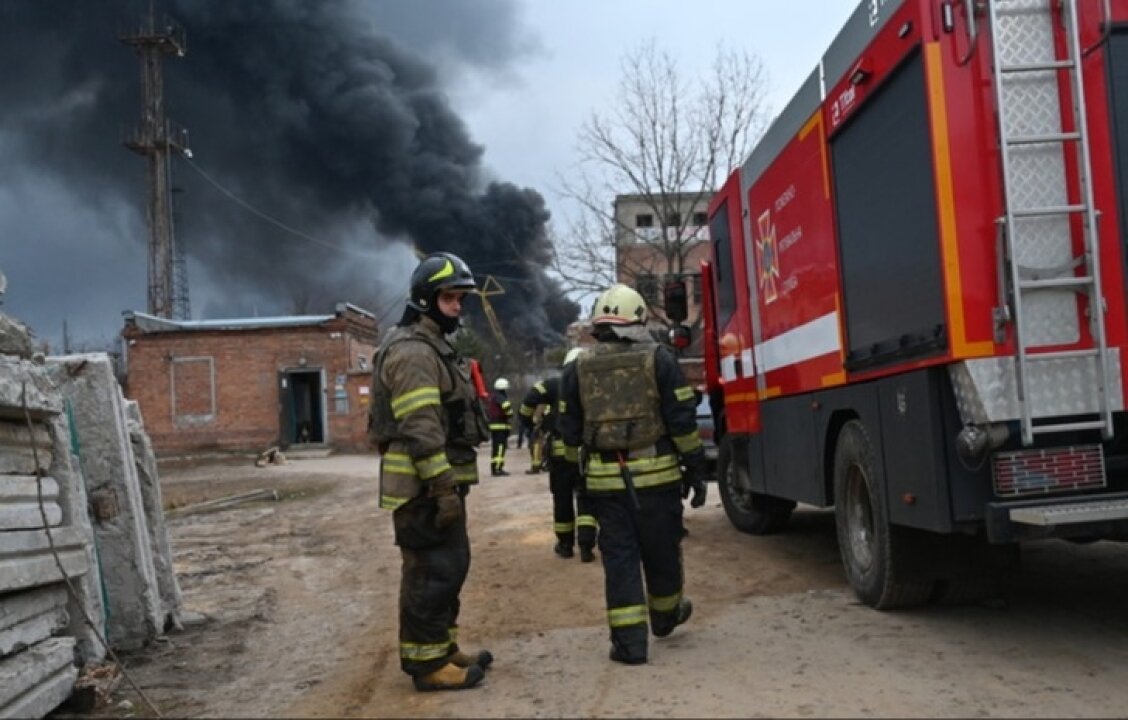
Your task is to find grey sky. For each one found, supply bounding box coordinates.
[0,0,857,350]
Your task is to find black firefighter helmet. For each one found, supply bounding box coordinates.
[409,252,477,311]
[405,252,477,333]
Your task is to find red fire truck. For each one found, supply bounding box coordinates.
[675,0,1128,609]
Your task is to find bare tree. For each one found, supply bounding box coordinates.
[552,39,770,301]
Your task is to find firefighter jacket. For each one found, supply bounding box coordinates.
[486,389,513,433]
[558,339,704,494]
[519,376,566,459]
[368,316,490,510]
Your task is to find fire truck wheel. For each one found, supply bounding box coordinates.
[833,420,934,610]
[717,435,794,534]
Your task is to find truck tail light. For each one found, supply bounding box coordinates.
[992,445,1106,498]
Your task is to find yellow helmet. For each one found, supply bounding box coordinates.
[590,284,648,326]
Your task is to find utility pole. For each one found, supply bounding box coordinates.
[121,2,191,319]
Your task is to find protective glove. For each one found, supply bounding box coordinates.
[434,494,462,529]
[427,473,463,529]
[680,456,708,509]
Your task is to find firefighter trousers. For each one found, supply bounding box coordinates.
[489,430,510,473]
[549,457,596,550]
[589,486,686,662]
[393,493,471,677]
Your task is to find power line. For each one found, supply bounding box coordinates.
[180,155,366,256]
[178,157,546,328]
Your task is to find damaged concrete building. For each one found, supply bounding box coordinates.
[121,303,379,457]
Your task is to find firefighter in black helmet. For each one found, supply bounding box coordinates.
[558,283,707,666]
[368,251,493,692]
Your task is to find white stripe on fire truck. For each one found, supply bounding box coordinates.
[755,311,840,374]
[720,311,841,383]
[721,355,738,382]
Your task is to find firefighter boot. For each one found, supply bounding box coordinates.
[412,662,485,692]
[609,638,647,665]
[450,649,494,671]
[652,598,693,638]
[554,542,574,559]
[579,545,596,563]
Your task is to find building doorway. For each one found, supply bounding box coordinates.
[279,368,326,448]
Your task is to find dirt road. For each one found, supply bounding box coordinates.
[79,450,1128,718]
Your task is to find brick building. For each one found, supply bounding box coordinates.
[563,191,712,360]
[612,191,711,326]
[121,303,379,457]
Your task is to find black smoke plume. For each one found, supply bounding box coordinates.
[0,0,578,348]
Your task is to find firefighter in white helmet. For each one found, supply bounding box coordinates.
[518,347,598,561]
[368,251,492,691]
[558,283,707,665]
[486,377,514,476]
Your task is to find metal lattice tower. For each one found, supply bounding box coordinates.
[170,184,191,320]
[121,3,191,319]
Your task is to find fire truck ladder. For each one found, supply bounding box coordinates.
[989,0,1113,445]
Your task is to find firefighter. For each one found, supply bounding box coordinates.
[558,283,707,666]
[486,377,513,476]
[518,347,598,561]
[368,251,493,692]
[522,407,543,474]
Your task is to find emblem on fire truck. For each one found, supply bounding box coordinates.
[757,209,780,304]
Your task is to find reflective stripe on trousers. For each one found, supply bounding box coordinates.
[590,487,685,659]
[395,496,470,677]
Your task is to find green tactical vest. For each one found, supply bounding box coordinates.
[576,342,665,451]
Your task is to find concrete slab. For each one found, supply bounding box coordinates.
[0,358,60,421]
[0,476,61,530]
[0,587,68,656]
[125,400,183,632]
[0,423,54,475]
[46,355,161,651]
[43,413,105,665]
[0,637,77,717]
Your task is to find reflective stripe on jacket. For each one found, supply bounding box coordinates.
[558,338,703,495]
[371,317,483,510]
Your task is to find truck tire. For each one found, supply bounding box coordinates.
[718,435,794,535]
[833,420,933,609]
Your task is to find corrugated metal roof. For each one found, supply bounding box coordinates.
[123,310,336,333]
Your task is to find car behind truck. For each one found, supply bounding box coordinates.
[671,0,1128,609]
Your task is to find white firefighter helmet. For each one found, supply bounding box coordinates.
[562,347,585,366]
[591,284,648,326]
[494,377,510,391]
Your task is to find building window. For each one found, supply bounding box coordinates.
[693,212,707,226]
[635,213,654,228]
[170,356,216,427]
[665,212,681,228]
[333,376,349,414]
[637,274,659,305]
